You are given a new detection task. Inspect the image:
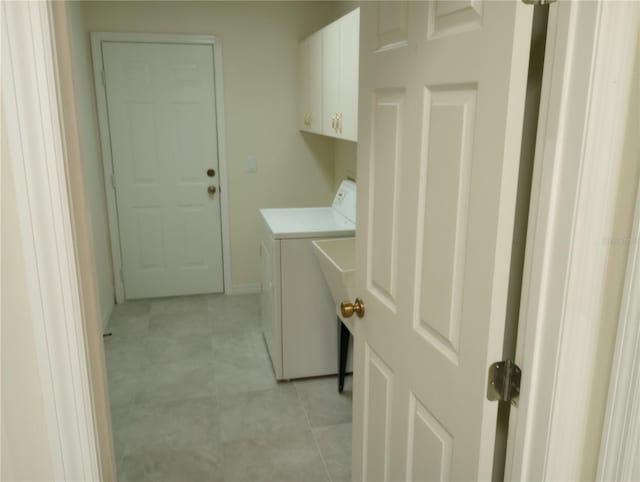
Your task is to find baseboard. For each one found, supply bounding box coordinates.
[101,302,114,332]
[225,283,261,295]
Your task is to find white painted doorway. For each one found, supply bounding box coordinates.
[351,2,533,480]
[92,34,231,301]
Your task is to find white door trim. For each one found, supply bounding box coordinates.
[506,1,639,480]
[2,1,101,479]
[598,178,640,479]
[90,32,232,303]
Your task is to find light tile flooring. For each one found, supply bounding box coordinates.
[104,294,352,482]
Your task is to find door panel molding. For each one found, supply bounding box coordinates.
[91,32,232,302]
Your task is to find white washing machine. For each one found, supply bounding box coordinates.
[260,180,356,380]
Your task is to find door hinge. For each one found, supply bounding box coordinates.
[522,0,556,5]
[487,359,521,406]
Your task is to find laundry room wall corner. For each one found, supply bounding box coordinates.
[65,1,114,324]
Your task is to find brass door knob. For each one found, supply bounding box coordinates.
[208,185,217,196]
[341,298,365,318]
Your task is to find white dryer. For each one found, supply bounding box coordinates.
[260,180,356,380]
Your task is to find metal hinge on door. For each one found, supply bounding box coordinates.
[487,359,521,406]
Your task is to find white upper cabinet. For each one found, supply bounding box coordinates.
[321,20,341,136]
[300,8,360,141]
[299,31,323,134]
[336,8,359,141]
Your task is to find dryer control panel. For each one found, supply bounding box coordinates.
[332,180,356,224]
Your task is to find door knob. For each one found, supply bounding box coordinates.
[341,298,365,318]
[207,185,217,196]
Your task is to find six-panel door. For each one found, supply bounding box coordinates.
[103,42,224,299]
[352,2,534,480]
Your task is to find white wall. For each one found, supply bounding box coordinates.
[334,139,357,190]
[1,123,56,482]
[78,1,341,294]
[66,2,115,327]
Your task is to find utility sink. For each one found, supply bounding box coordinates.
[312,237,356,307]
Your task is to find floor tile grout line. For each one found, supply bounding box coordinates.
[294,382,334,482]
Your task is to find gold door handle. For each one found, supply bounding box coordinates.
[331,113,336,130]
[337,113,343,134]
[207,185,217,196]
[341,298,365,318]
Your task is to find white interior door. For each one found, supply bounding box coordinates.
[352,2,533,480]
[103,42,224,299]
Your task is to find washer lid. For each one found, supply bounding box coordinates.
[261,207,355,239]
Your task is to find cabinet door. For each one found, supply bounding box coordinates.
[322,20,340,136]
[299,32,323,134]
[260,228,282,379]
[298,36,311,132]
[308,31,323,134]
[338,8,360,141]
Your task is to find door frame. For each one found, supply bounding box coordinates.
[2,1,107,479]
[4,1,638,480]
[90,32,232,303]
[505,1,639,480]
[597,175,640,480]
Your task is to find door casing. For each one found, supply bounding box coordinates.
[90,32,232,304]
[506,1,640,479]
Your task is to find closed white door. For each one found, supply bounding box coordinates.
[352,2,533,480]
[103,42,224,299]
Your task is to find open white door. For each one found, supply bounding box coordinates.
[351,2,533,480]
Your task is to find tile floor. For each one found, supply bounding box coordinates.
[104,293,352,482]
